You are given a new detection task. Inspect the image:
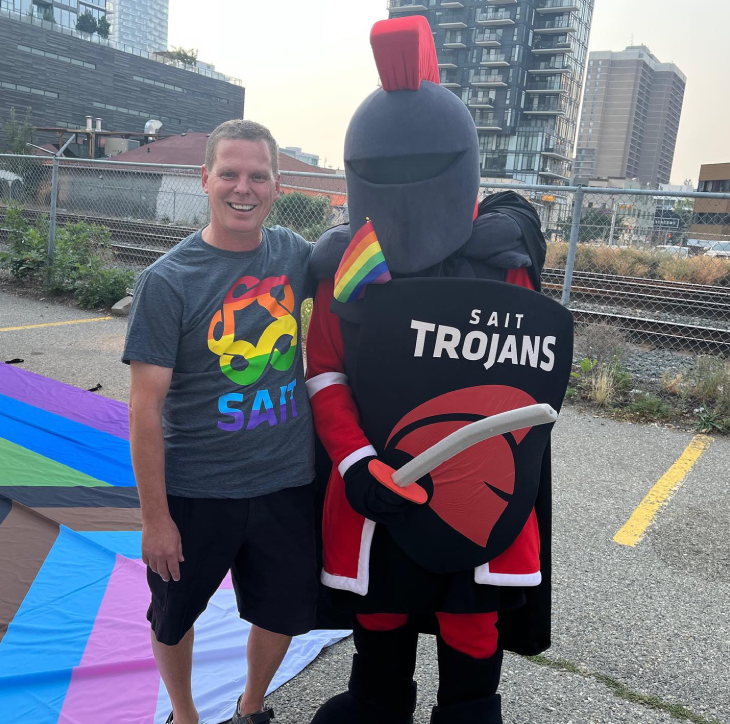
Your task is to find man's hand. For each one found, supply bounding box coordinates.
[344,456,419,525]
[142,514,184,582]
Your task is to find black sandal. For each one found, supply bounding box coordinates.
[229,695,275,724]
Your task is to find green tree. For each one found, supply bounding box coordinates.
[559,207,625,244]
[168,47,198,66]
[267,192,331,242]
[2,107,34,154]
[96,15,111,38]
[75,11,97,34]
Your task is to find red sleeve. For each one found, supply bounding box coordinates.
[305,279,375,472]
[505,267,535,290]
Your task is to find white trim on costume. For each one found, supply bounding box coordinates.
[338,445,378,477]
[306,372,349,398]
[321,519,376,596]
[474,562,542,587]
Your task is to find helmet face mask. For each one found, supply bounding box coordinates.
[345,80,480,276]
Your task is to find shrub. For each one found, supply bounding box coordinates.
[574,323,627,365]
[45,222,111,295]
[627,394,674,420]
[75,259,134,308]
[0,205,46,281]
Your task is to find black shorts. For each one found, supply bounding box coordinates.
[147,483,318,646]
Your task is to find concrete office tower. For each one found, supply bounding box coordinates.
[574,46,686,186]
[387,0,594,186]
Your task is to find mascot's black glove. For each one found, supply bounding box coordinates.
[344,456,417,525]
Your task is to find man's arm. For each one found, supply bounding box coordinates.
[129,360,183,583]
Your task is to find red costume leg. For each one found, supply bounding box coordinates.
[432,612,503,723]
[435,611,498,658]
[357,613,409,632]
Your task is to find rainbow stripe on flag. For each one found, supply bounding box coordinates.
[0,363,349,724]
[334,220,391,303]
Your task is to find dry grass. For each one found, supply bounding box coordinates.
[590,364,617,406]
[657,256,730,285]
[545,242,568,269]
[661,372,685,396]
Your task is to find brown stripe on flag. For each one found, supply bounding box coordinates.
[0,502,60,646]
[34,507,143,531]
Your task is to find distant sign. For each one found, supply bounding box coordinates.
[542,195,556,202]
[653,216,681,229]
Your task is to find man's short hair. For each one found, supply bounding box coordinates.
[205,119,279,176]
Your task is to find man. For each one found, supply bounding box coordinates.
[123,119,317,724]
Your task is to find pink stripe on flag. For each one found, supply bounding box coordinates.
[59,555,160,724]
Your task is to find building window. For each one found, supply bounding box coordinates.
[0,80,58,99]
[16,44,95,69]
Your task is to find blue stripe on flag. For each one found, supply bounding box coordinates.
[0,393,135,487]
[0,526,116,723]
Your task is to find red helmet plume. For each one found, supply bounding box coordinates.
[370,15,440,91]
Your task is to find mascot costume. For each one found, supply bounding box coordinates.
[305,16,573,724]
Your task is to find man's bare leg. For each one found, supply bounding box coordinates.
[151,627,199,724]
[236,625,292,716]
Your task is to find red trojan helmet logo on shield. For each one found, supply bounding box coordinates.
[384,385,538,547]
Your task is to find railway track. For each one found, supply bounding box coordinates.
[3,209,730,354]
[571,309,730,355]
[543,269,730,317]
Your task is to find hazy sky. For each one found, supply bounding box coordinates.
[168,0,729,185]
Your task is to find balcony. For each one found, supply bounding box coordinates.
[476,10,515,26]
[438,11,468,28]
[481,53,509,67]
[440,0,464,6]
[467,95,495,108]
[443,36,467,48]
[475,31,503,46]
[388,0,429,12]
[470,71,508,87]
[440,71,462,88]
[541,145,572,162]
[487,0,517,4]
[534,17,579,33]
[529,63,573,74]
[474,112,503,131]
[532,42,575,55]
[524,103,567,115]
[539,168,571,181]
[526,80,569,93]
[536,0,581,13]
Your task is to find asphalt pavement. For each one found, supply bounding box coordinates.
[1,287,728,724]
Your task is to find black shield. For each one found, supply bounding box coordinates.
[355,278,573,573]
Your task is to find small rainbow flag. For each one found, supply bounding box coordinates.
[334,220,391,303]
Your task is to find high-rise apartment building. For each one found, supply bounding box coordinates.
[111,0,167,53]
[573,46,686,186]
[1,0,167,52]
[387,0,594,186]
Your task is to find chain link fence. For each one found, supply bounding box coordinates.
[2,153,730,357]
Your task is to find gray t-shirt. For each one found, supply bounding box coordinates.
[123,226,315,498]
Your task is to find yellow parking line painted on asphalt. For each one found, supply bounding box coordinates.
[0,317,113,333]
[614,434,714,547]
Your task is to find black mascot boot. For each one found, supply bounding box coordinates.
[430,636,504,724]
[310,620,418,724]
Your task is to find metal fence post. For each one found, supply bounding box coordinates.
[561,185,584,307]
[48,155,60,262]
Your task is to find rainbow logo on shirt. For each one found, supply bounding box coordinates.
[208,275,297,386]
[333,220,391,303]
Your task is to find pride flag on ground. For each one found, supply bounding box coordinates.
[0,363,348,724]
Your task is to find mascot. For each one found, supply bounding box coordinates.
[305,16,573,724]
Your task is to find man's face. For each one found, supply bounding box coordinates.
[202,138,280,244]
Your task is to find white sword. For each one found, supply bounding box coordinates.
[369,404,558,503]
